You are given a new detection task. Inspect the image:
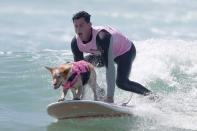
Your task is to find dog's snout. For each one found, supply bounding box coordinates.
[52,79,61,89]
[53,81,58,87]
[52,79,57,85]
[53,83,59,89]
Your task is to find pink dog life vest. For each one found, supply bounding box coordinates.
[63,60,90,90]
[76,26,132,58]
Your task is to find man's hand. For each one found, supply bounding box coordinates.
[104,96,114,103]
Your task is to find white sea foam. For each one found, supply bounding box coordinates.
[122,39,197,130]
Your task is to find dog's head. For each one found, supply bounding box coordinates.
[45,64,71,89]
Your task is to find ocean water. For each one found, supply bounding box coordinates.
[0,0,197,131]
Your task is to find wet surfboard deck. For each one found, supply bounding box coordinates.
[47,100,132,120]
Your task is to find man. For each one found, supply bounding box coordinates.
[70,11,152,103]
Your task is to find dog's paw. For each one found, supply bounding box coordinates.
[58,98,65,102]
[73,98,80,100]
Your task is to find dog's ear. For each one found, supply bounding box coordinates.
[60,66,71,79]
[63,67,71,75]
[45,66,53,73]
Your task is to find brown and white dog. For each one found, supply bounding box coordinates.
[46,60,105,102]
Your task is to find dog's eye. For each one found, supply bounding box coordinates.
[55,74,61,79]
[57,75,61,78]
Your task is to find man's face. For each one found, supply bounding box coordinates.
[73,17,91,42]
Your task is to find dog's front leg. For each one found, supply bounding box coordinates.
[71,87,81,100]
[77,86,83,100]
[58,89,68,102]
[81,86,85,100]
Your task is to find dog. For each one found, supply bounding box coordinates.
[46,60,105,102]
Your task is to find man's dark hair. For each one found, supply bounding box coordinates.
[72,11,91,23]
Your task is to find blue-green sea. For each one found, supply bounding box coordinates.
[0,0,197,131]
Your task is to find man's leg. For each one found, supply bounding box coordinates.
[115,44,151,95]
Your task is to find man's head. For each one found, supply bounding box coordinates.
[72,11,92,42]
[72,11,91,23]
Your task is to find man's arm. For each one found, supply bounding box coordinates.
[71,37,84,61]
[96,30,115,103]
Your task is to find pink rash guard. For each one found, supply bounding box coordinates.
[76,26,132,58]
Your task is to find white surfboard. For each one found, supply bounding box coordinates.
[47,100,132,120]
